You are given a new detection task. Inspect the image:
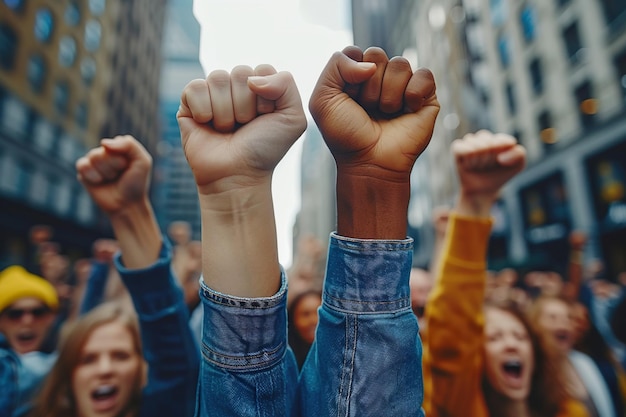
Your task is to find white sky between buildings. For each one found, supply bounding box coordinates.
[193,0,353,268]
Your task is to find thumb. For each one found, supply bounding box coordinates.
[247,71,304,113]
[316,52,377,93]
[497,145,526,167]
[101,136,152,167]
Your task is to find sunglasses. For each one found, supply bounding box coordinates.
[2,307,51,321]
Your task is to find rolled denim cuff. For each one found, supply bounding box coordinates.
[324,232,413,314]
[199,269,288,371]
[115,242,184,320]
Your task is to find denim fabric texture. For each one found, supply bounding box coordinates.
[196,269,299,417]
[115,242,200,417]
[197,233,425,416]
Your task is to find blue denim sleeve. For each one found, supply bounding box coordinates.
[114,243,200,417]
[79,261,109,315]
[195,270,299,417]
[297,233,424,417]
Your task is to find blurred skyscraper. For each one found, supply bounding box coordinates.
[152,0,204,241]
[0,0,167,266]
[352,0,626,277]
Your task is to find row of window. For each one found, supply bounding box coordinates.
[1,23,98,89]
[0,91,89,159]
[4,0,106,18]
[0,149,95,224]
[33,5,102,50]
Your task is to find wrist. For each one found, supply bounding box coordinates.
[199,182,280,297]
[336,169,410,239]
[455,191,496,218]
[109,198,161,269]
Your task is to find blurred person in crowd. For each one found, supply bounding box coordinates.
[422,131,587,416]
[70,134,198,417]
[288,290,322,369]
[572,300,626,417]
[78,239,132,315]
[28,302,146,417]
[429,205,450,279]
[0,266,59,416]
[0,266,58,355]
[409,267,432,321]
[287,235,325,306]
[530,295,616,417]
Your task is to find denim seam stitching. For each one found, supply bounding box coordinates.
[200,341,285,371]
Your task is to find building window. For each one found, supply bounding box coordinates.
[29,170,49,206]
[64,2,81,26]
[80,57,97,85]
[33,118,56,153]
[75,102,88,129]
[520,5,537,43]
[600,0,626,28]
[1,95,28,139]
[0,24,17,70]
[0,153,19,194]
[506,82,516,114]
[563,22,583,64]
[88,0,106,16]
[54,178,73,216]
[538,110,557,148]
[59,36,77,67]
[529,58,543,95]
[498,34,511,68]
[84,20,102,52]
[53,81,70,115]
[616,49,626,101]
[27,54,47,93]
[34,8,54,43]
[575,81,596,128]
[4,0,24,11]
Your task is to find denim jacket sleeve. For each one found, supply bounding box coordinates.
[114,242,200,417]
[79,261,109,315]
[298,233,424,417]
[195,270,299,417]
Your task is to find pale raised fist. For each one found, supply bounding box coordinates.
[76,135,152,215]
[177,65,307,195]
[452,130,526,202]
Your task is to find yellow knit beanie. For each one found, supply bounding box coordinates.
[0,266,59,313]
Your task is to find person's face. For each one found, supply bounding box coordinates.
[72,322,142,417]
[409,269,432,318]
[484,308,534,401]
[293,294,321,344]
[536,299,572,354]
[0,297,54,354]
[569,302,590,345]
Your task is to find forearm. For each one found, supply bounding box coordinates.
[109,198,161,269]
[116,245,199,417]
[196,272,298,416]
[199,181,280,297]
[336,168,411,239]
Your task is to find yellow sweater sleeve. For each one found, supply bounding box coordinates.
[422,213,492,417]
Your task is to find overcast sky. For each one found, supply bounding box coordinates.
[193,0,352,267]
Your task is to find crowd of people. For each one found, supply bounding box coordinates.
[0,44,624,416]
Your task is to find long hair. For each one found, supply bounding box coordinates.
[29,302,146,417]
[287,290,322,370]
[483,300,568,417]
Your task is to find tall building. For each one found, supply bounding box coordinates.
[292,125,336,248]
[0,0,168,267]
[152,0,204,240]
[352,0,626,277]
[100,0,167,154]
